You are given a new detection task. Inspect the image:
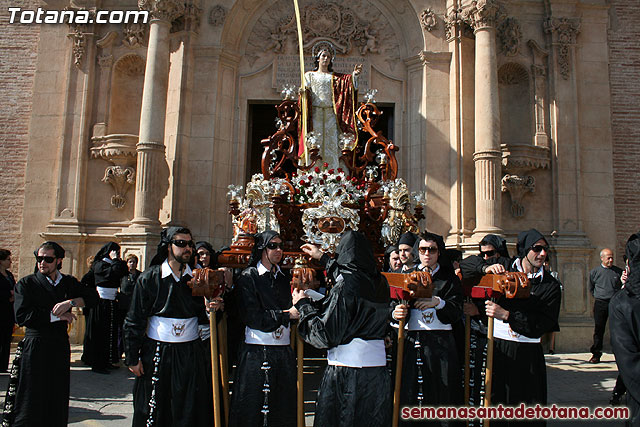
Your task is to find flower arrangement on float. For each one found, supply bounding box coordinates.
[290,162,366,205]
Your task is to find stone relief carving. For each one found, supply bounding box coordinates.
[497,17,521,56]
[171,2,202,33]
[98,54,113,69]
[420,8,437,32]
[544,17,580,80]
[90,135,138,210]
[444,7,473,41]
[501,174,535,218]
[463,0,503,31]
[115,54,146,77]
[122,22,148,48]
[138,0,185,22]
[102,166,136,210]
[67,9,95,69]
[528,40,550,148]
[245,0,400,64]
[209,5,227,26]
[498,62,528,85]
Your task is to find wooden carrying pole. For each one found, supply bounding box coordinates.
[464,308,471,408]
[210,312,223,427]
[483,315,495,427]
[296,326,305,427]
[217,313,230,425]
[392,314,407,427]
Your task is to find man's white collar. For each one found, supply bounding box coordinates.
[161,259,193,282]
[513,258,544,280]
[257,261,282,277]
[46,271,63,287]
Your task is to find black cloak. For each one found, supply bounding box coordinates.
[610,232,640,426]
[296,231,392,427]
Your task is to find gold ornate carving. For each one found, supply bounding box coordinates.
[544,17,580,80]
[501,174,535,218]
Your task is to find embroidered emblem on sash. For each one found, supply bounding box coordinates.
[172,321,186,337]
[422,310,434,324]
[272,326,284,340]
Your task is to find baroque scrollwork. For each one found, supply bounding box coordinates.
[544,17,580,80]
[209,5,227,27]
[246,0,399,60]
[102,166,136,209]
[497,17,521,56]
[122,22,148,48]
[67,10,95,69]
[420,8,437,32]
[501,174,535,218]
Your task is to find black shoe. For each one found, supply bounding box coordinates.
[610,392,624,406]
[589,355,600,364]
[92,366,110,374]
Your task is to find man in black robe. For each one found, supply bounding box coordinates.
[229,230,297,427]
[396,232,419,273]
[2,241,98,426]
[480,229,561,426]
[294,231,392,427]
[124,227,213,426]
[84,242,128,373]
[459,234,511,410]
[610,232,640,425]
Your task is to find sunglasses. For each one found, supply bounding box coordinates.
[35,256,56,264]
[480,250,497,258]
[266,242,283,250]
[171,239,195,248]
[418,246,438,255]
[530,245,549,254]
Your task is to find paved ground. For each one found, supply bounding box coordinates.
[0,345,629,426]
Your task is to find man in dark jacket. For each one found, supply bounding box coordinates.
[588,247,623,363]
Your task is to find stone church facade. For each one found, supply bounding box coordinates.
[1,0,639,351]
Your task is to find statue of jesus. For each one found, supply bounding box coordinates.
[300,43,362,170]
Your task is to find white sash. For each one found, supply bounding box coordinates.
[96,286,117,300]
[493,319,541,343]
[327,338,386,368]
[147,316,199,343]
[245,326,291,346]
[406,308,452,331]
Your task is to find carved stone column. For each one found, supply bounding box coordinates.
[130,0,184,230]
[465,0,503,237]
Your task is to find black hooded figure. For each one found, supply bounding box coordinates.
[393,231,463,426]
[229,230,297,427]
[2,241,98,426]
[396,232,419,272]
[295,230,392,427]
[83,241,128,373]
[610,232,640,426]
[458,233,512,412]
[123,226,213,427]
[487,229,561,427]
